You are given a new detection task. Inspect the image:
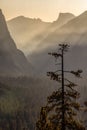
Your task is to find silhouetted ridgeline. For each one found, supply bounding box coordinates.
[0,9,33,76]
[7,10,87,76]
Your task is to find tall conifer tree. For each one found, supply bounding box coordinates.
[36,44,85,130]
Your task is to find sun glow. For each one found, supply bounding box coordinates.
[1,0,87,22]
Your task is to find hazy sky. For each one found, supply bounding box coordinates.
[1,0,87,22]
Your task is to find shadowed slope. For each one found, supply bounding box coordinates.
[0,9,33,76]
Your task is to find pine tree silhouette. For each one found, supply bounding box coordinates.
[36,44,85,130]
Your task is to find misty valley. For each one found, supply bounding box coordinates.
[0,8,87,130]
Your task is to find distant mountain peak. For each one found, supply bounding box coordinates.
[8,15,51,26]
[58,12,75,17]
[53,12,75,27]
[60,10,87,31]
[57,12,75,22]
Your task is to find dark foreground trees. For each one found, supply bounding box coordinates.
[36,44,85,130]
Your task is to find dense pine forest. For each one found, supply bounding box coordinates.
[0,76,57,130]
[0,76,86,130]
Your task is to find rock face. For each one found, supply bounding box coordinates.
[0,9,32,76]
[53,13,75,27]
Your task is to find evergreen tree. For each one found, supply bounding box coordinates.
[36,44,85,130]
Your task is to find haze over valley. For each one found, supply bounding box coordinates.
[0,2,87,129]
[7,10,87,75]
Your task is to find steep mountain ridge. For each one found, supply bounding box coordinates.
[7,12,75,54]
[0,9,32,76]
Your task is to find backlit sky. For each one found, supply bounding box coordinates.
[1,0,87,22]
